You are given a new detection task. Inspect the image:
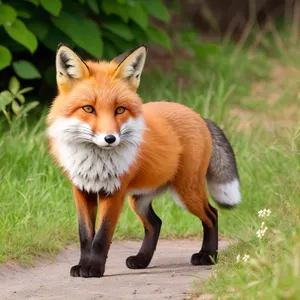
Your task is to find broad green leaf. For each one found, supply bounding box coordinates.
[40,26,75,51]
[147,26,172,51]
[51,12,103,58]
[87,0,99,14]
[16,94,25,104]
[102,40,119,60]
[27,21,49,40]
[25,0,39,5]
[13,60,41,80]
[129,3,148,29]
[12,100,21,115]
[103,21,134,41]
[0,4,17,26]
[4,19,38,54]
[40,0,62,16]
[0,91,14,108]
[19,101,39,117]
[102,31,134,53]
[19,87,34,94]
[17,10,32,19]
[9,76,20,95]
[101,0,130,22]
[131,25,148,44]
[143,0,170,22]
[0,46,12,71]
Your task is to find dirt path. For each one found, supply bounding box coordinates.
[0,239,228,300]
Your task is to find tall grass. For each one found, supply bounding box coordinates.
[198,125,300,299]
[192,19,300,299]
[0,42,269,264]
[1,28,299,298]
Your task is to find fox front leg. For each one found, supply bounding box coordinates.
[79,191,126,278]
[71,187,98,277]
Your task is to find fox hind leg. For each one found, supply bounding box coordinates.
[191,202,218,265]
[171,180,218,265]
[126,192,162,269]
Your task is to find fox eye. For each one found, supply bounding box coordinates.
[115,106,126,115]
[82,105,95,113]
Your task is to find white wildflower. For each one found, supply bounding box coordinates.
[258,210,265,217]
[258,208,272,218]
[236,254,241,263]
[257,229,263,239]
[257,223,268,239]
[242,254,250,262]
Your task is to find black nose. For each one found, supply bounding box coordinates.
[104,135,116,144]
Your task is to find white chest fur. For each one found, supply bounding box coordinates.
[47,117,144,194]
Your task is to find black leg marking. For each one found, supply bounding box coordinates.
[79,219,109,278]
[70,222,95,277]
[191,203,218,265]
[70,188,97,277]
[126,202,162,269]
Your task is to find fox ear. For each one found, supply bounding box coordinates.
[112,45,147,90]
[55,44,90,92]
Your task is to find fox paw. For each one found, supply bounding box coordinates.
[126,254,151,269]
[80,265,104,278]
[191,251,217,265]
[70,264,104,278]
[70,265,83,277]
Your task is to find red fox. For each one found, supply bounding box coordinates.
[46,44,241,278]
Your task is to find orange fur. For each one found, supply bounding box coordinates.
[47,44,220,277]
[73,186,97,239]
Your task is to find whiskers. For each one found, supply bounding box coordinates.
[63,127,95,144]
[120,116,146,148]
[48,115,146,151]
[48,118,95,145]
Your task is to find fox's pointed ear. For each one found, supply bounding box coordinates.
[112,45,147,90]
[56,44,90,92]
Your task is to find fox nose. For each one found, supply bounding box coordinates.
[104,135,116,144]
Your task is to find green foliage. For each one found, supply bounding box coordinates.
[176,31,220,60]
[0,41,271,264]
[4,19,38,54]
[199,127,300,299]
[0,0,172,117]
[0,76,38,125]
[13,60,41,79]
[0,45,12,70]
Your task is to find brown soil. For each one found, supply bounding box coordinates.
[0,239,229,300]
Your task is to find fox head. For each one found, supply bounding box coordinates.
[47,44,147,149]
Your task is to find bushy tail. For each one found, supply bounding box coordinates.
[204,119,241,209]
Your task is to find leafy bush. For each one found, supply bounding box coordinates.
[0,76,39,124]
[0,0,171,119]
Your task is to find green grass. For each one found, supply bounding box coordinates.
[0,42,269,264]
[194,125,300,299]
[192,24,300,298]
[0,36,299,298]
